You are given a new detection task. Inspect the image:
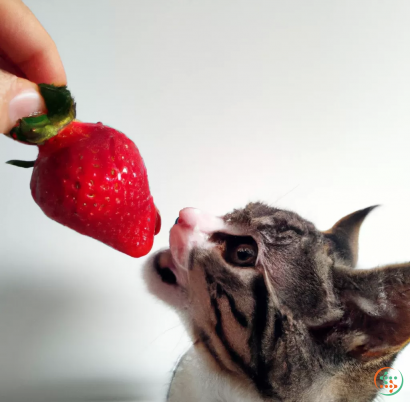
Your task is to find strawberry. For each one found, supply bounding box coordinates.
[7,84,161,258]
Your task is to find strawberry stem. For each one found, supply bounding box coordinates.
[9,84,76,145]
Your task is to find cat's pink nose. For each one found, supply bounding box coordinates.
[170,208,226,270]
[176,207,224,233]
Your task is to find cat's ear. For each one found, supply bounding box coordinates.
[312,263,410,361]
[323,206,378,267]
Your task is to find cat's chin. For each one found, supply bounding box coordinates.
[143,249,188,310]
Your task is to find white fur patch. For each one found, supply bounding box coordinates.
[168,347,263,402]
[170,208,227,270]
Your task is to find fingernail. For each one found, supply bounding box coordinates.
[9,89,44,124]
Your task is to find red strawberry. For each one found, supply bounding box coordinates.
[7,84,160,258]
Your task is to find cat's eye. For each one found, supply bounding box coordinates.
[229,244,257,266]
[210,233,258,267]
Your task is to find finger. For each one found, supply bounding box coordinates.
[0,0,66,85]
[0,52,25,78]
[0,69,45,135]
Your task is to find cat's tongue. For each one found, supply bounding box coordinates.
[170,207,225,270]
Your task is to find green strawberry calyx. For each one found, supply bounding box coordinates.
[9,84,76,145]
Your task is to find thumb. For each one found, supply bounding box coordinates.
[0,69,45,135]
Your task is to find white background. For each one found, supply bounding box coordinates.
[0,1,410,401]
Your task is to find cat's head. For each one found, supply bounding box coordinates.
[145,203,410,400]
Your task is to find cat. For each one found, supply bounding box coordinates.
[144,202,410,402]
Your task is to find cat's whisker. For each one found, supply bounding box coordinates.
[273,184,300,205]
[171,328,188,353]
[149,323,184,345]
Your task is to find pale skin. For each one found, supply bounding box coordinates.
[0,0,66,135]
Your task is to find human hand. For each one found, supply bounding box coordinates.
[0,0,66,135]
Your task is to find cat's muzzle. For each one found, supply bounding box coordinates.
[154,208,226,287]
